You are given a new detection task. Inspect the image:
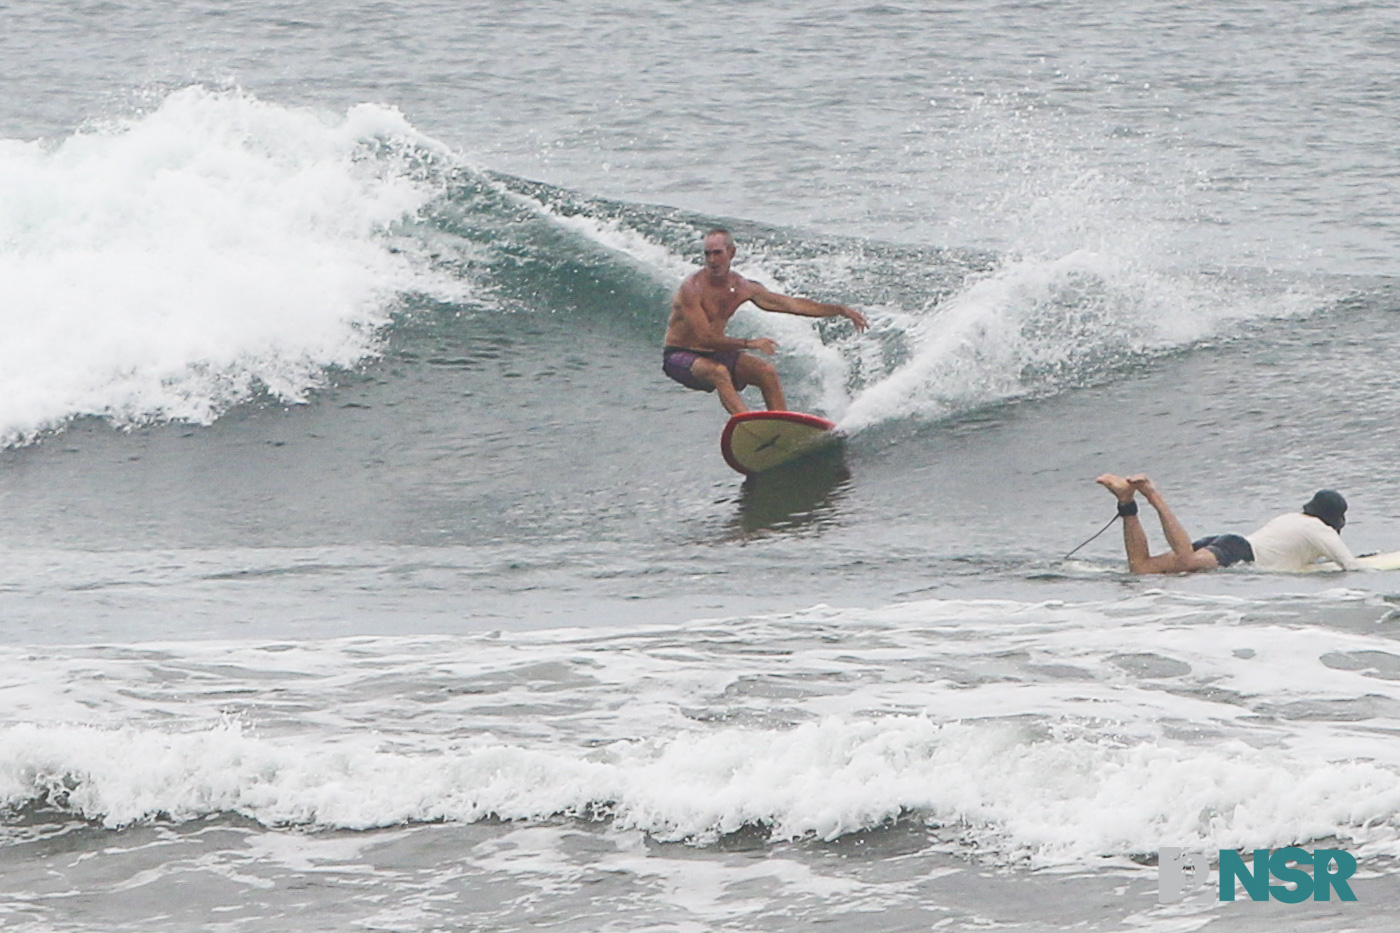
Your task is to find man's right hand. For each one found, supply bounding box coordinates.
[840,306,869,332]
[746,337,779,355]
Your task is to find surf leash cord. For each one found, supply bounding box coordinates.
[1064,514,1122,560]
[1065,500,1138,559]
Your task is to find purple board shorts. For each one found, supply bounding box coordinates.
[662,346,748,392]
[1191,533,1255,568]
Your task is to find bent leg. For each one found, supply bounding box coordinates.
[1096,474,1218,574]
[734,352,786,412]
[1129,475,1218,572]
[1097,474,1157,572]
[688,356,748,414]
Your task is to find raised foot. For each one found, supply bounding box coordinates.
[1126,473,1158,499]
[1096,473,1135,503]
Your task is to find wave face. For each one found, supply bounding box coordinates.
[479,176,1332,435]
[0,87,459,444]
[0,86,1348,449]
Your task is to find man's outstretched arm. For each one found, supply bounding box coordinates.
[746,284,868,331]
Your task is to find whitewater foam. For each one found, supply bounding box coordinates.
[5,589,1400,865]
[3,715,1397,867]
[0,86,462,446]
[837,249,1324,432]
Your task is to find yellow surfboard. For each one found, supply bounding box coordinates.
[720,411,840,476]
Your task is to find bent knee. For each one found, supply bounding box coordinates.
[743,356,778,383]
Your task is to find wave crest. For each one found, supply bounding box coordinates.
[6,716,1397,866]
[0,86,460,445]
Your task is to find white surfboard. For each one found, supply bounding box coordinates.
[1302,550,1400,572]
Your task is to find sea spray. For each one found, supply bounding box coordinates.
[837,250,1322,432]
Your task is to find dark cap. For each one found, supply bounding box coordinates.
[1302,489,1347,532]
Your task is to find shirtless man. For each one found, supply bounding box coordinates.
[662,228,867,414]
[1095,473,1361,573]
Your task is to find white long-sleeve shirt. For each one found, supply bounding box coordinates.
[1245,512,1361,571]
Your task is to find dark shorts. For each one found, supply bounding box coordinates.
[1192,533,1255,568]
[662,346,748,392]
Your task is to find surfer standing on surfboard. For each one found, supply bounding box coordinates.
[662,228,867,414]
[1095,473,1362,573]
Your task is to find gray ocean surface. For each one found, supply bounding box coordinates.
[3,2,1400,930]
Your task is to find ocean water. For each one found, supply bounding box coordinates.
[3,1,1400,930]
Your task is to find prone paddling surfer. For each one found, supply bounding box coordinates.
[662,228,867,414]
[1095,473,1362,573]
